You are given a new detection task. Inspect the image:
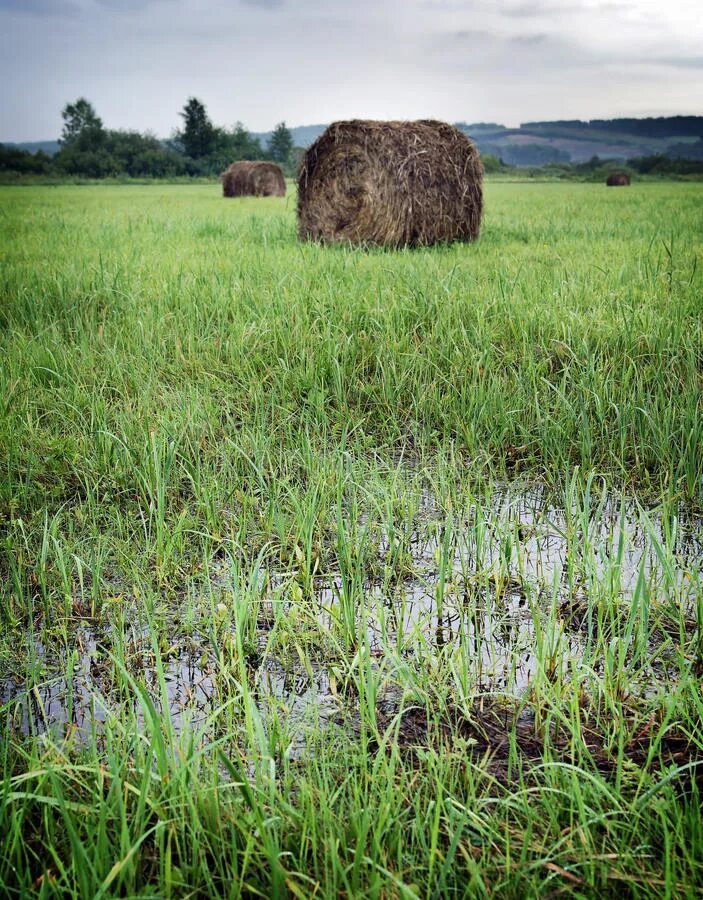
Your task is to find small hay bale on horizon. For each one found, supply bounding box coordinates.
[606,172,631,187]
[297,119,483,248]
[222,161,286,198]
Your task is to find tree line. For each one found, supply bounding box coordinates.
[540,153,703,179]
[3,99,703,181]
[0,97,297,179]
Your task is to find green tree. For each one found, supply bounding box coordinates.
[268,122,293,166]
[0,144,54,175]
[60,98,104,147]
[178,97,217,159]
[226,123,264,161]
[103,131,186,177]
[480,154,505,174]
[55,98,111,176]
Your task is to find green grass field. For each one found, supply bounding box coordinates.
[1,182,702,897]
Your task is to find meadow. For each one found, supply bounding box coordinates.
[1,181,702,897]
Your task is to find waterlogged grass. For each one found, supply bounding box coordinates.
[1,182,702,896]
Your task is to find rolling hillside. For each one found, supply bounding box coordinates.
[9,116,703,167]
[260,117,703,165]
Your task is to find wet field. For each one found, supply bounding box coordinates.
[5,480,701,774]
[2,182,702,895]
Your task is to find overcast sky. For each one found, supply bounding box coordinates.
[1,0,701,141]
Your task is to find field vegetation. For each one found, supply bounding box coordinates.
[1,182,702,896]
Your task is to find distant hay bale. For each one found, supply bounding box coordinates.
[606,172,631,187]
[297,120,483,247]
[222,161,286,197]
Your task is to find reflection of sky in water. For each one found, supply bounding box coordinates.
[2,485,701,748]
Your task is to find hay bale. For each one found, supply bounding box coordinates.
[222,161,286,197]
[606,172,631,187]
[297,120,483,247]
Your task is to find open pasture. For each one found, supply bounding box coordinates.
[1,181,702,896]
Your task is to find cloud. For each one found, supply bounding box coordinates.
[501,2,584,16]
[438,27,593,68]
[501,0,632,16]
[510,33,549,44]
[0,0,177,13]
[648,55,703,69]
[241,0,285,8]
[93,0,179,8]
[449,29,495,42]
[0,0,78,14]
[1,0,702,141]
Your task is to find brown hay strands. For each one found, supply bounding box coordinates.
[222,161,286,198]
[606,171,631,186]
[297,120,484,248]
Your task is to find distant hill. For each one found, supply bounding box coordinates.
[7,129,330,158]
[251,124,328,150]
[522,117,703,139]
[454,117,703,165]
[263,117,703,166]
[5,140,60,156]
[9,117,703,167]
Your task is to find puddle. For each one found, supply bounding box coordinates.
[2,484,701,755]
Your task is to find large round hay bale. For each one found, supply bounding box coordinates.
[606,172,631,187]
[297,120,483,247]
[222,161,286,197]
